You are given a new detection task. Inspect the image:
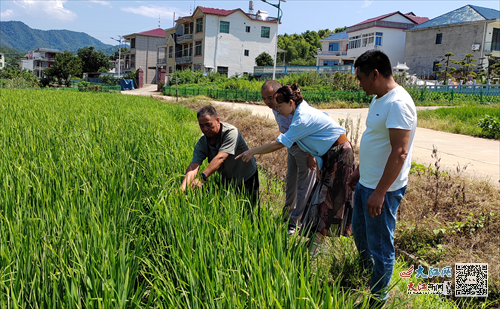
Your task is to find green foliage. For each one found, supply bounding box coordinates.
[418,105,500,138]
[452,53,477,82]
[478,54,500,82]
[0,45,24,69]
[478,115,500,139]
[77,46,112,73]
[109,47,129,61]
[45,51,82,86]
[278,29,336,65]
[255,52,274,66]
[434,52,456,84]
[396,225,446,264]
[0,67,39,88]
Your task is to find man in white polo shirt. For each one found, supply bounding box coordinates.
[347,50,417,303]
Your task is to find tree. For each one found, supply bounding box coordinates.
[479,54,500,82]
[334,26,347,33]
[109,47,129,61]
[45,52,82,86]
[434,52,456,84]
[77,46,111,73]
[255,52,274,66]
[452,53,477,82]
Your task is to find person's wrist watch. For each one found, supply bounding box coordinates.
[201,173,207,181]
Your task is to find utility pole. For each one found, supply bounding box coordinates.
[111,35,124,78]
[261,0,285,80]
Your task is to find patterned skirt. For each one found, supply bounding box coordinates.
[300,142,356,237]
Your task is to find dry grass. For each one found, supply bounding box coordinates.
[157,96,500,300]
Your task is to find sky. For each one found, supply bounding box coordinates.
[0,0,499,46]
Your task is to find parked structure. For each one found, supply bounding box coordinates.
[122,28,166,85]
[404,5,500,77]
[155,6,278,80]
[20,48,63,78]
[0,53,4,69]
[316,12,428,69]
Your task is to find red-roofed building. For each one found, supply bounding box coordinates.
[156,5,279,79]
[122,28,167,84]
[343,11,428,68]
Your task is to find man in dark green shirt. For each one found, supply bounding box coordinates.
[180,106,259,206]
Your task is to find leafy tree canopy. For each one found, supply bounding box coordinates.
[255,52,274,67]
[44,51,82,86]
[77,46,111,73]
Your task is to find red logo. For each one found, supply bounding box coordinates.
[399,265,414,278]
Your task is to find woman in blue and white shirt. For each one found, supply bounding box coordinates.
[237,83,356,257]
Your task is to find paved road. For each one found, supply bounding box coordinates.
[123,85,500,185]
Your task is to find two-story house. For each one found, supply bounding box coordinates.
[122,28,166,84]
[157,6,278,78]
[345,12,429,68]
[316,31,355,66]
[156,28,177,80]
[404,5,500,77]
[20,48,63,78]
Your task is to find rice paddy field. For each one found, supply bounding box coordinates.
[0,89,490,308]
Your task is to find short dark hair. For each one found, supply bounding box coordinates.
[354,50,392,78]
[197,106,218,119]
[275,83,303,105]
[261,79,282,92]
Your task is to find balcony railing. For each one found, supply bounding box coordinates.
[175,56,192,64]
[484,41,500,53]
[317,51,348,56]
[156,38,169,47]
[176,34,193,44]
[157,58,167,65]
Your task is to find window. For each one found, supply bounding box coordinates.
[183,44,189,57]
[168,67,172,74]
[492,28,500,51]
[433,61,440,74]
[189,43,193,57]
[195,41,202,56]
[329,42,339,52]
[244,49,249,57]
[246,26,251,33]
[261,26,270,38]
[196,18,203,33]
[436,33,442,44]
[220,21,230,33]
[169,46,173,58]
[323,60,339,66]
[217,66,228,77]
[362,33,375,47]
[348,35,361,49]
[130,54,135,68]
[375,32,383,46]
[131,38,136,49]
[184,22,193,35]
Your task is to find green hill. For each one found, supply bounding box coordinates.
[0,21,121,55]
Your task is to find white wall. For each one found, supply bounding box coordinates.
[347,27,407,68]
[203,11,277,76]
[21,59,34,71]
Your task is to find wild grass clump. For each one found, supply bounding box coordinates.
[417,104,500,139]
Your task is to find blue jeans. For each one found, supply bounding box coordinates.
[352,183,407,300]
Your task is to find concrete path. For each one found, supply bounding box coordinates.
[122,85,500,185]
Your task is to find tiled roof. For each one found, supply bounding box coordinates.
[137,28,166,37]
[410,5,500,30]
[350,11,428,27]
[198,6,238,16]
[322,31,348,41]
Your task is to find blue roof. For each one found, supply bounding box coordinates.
[411,5,499,30]
[322,31,348,41]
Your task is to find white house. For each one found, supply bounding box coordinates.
[316,31,355,66]
[0,53,4,69]
[344,12,429,68]
[20,48,63,78]
[162,6,278,77]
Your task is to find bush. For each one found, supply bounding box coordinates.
[478,115,500,139]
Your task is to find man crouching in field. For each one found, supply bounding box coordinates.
[180,106,259,208]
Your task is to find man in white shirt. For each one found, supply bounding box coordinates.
[347,50,417,303]
[261,80,316,235]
